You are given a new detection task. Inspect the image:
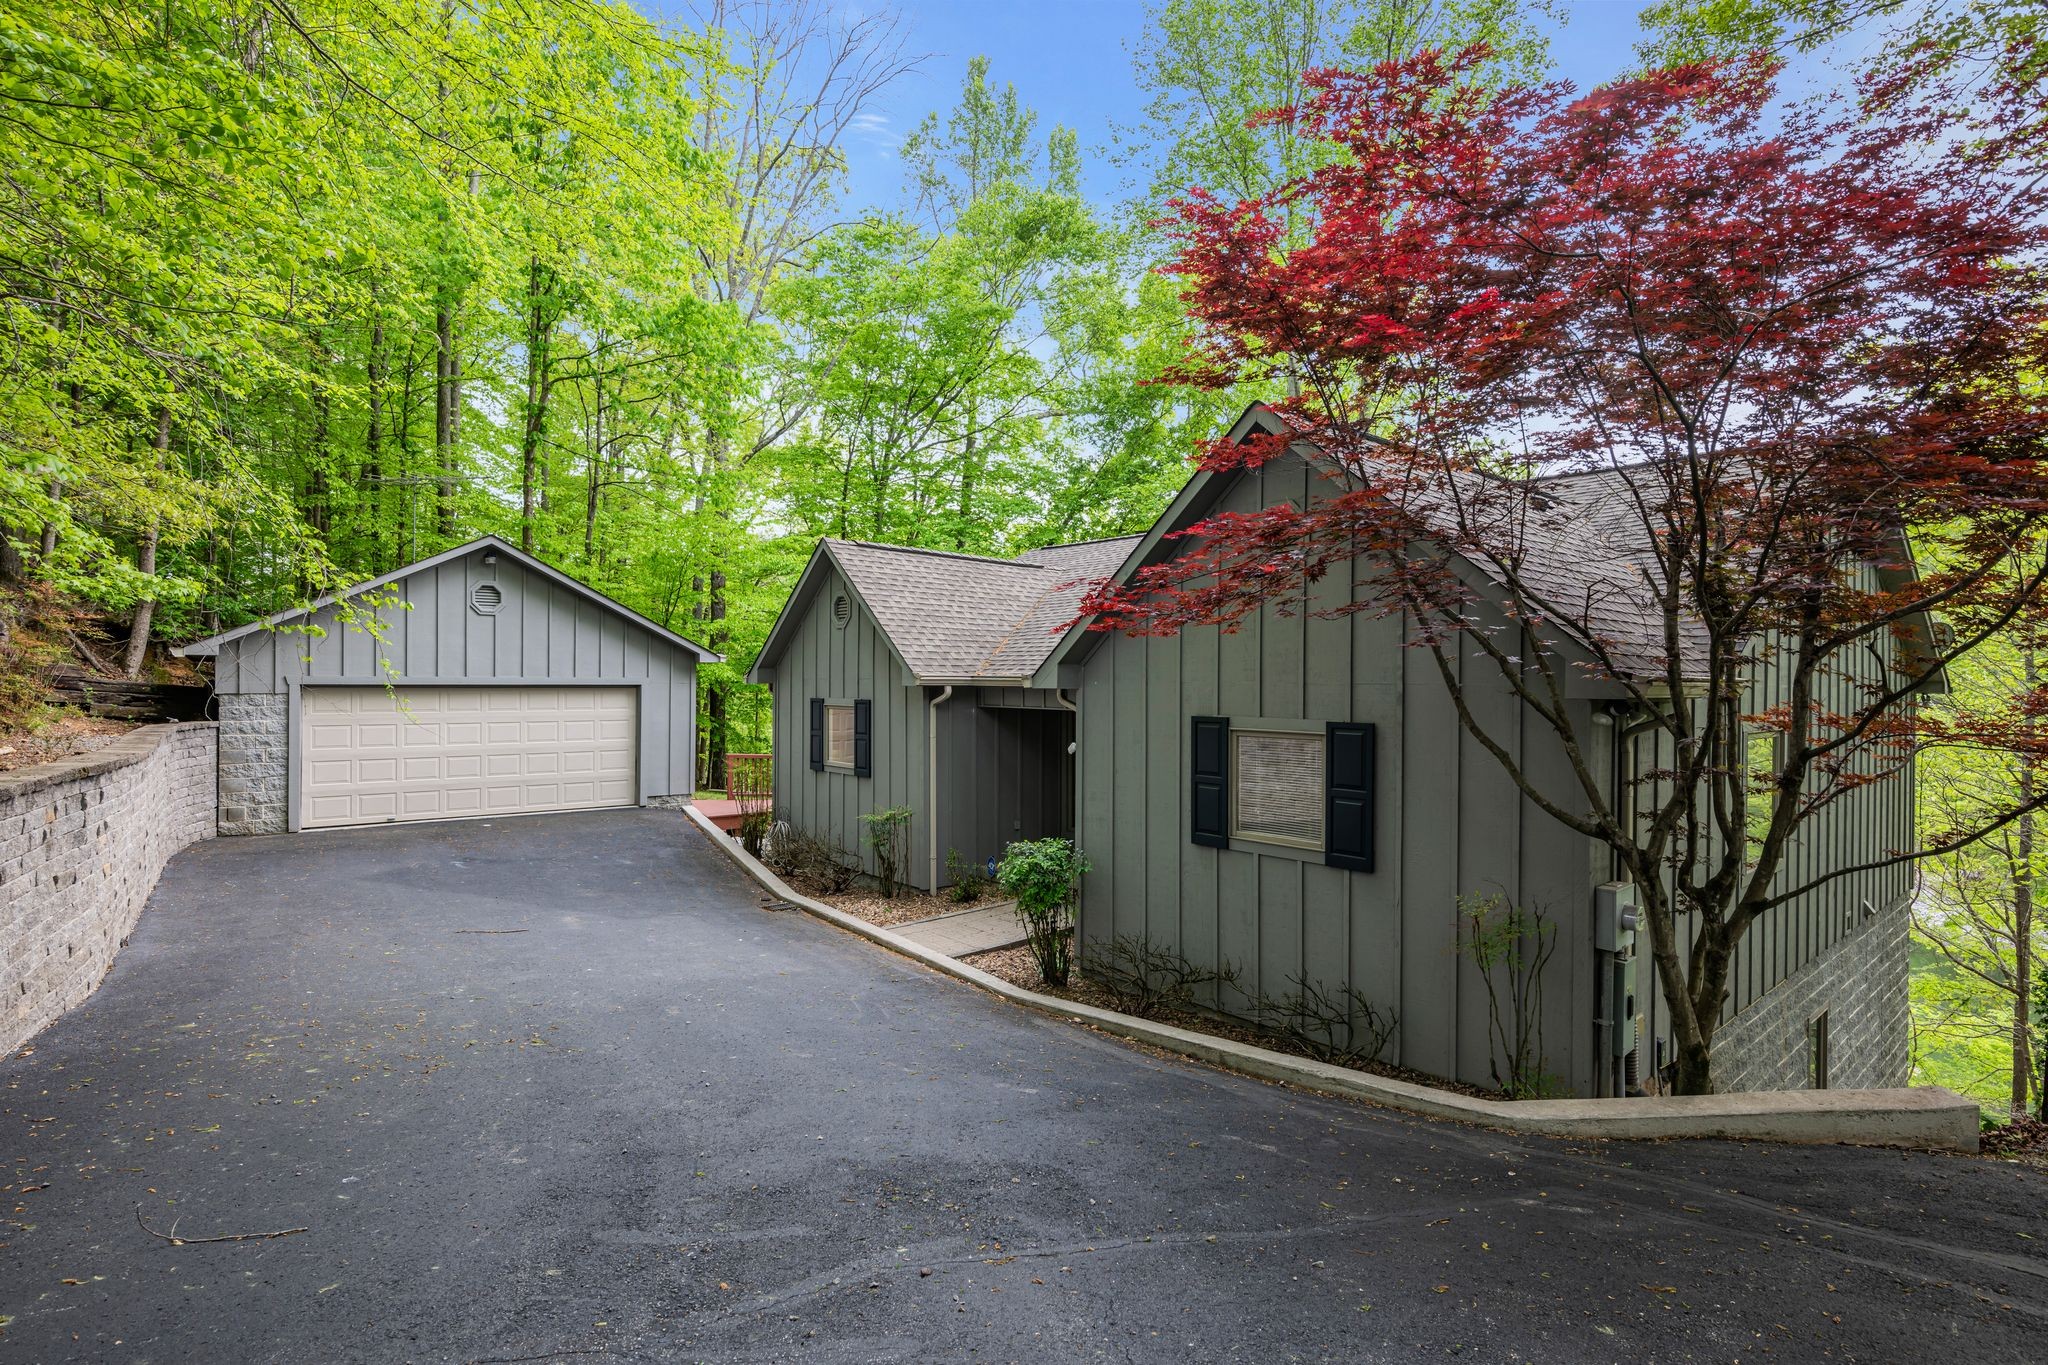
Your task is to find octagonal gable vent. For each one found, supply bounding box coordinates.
[470,582,504,616]
[832,593,851,628]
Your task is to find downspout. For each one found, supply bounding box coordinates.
[1601,700,1660,1098]
[928,685,954,893]
[1054,687,1078,830]
[1056,687,1080,962]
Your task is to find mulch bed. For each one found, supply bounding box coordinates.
[961,942,1495,1101]
[0,713,137,774]
[815,887,1005,930]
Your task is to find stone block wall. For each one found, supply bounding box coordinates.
[217,692,286,835]
[2,723,217,1053]
[1710,898,1911,1093]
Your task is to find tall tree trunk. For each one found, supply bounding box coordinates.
[37,478,62,561]
[954,423,977,550]
[308,331,331,537]
[124,405,171,679]
[584,367,603,563]
[432,0,463,540]
[436,302,458,535]
[2016,644,2039,1118]
[519,259,554,555]
[366,312,385,563]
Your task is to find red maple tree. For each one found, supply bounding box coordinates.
[1084,44,2048,1094]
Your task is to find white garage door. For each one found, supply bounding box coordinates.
[300,685,638,829]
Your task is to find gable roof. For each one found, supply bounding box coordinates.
[749,534,1142,687]
[1052,402,1946,694]
[1056,403,1712,682]
[174,536,722,662]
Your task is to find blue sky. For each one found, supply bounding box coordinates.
[814,0,1660,212]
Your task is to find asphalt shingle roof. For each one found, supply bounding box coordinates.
[1308,441,1706,682]
[1512,463,1707,682]
[827,535,1141,682]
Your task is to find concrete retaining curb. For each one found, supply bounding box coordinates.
[682,805,1981,1153]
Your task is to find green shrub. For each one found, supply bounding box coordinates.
[995,837,1089,987]
[1459,893,1560,1099]
[944,848,994,903]
[739,810,770,859]
[860,805,914,898]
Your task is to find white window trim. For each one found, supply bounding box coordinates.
[1229,725,1326,852]
[824,701,856,771]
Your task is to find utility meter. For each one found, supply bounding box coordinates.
[1595,882,1640,954]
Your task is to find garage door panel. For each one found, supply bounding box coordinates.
[301,686,639,829]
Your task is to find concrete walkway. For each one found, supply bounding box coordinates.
[889,899,1025,956]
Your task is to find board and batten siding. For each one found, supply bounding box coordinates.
[935,699,1074,873]
[1626,559,1916,1078]
[211,547,698,803]
[1073,452,1608,1097]
[768,560,1079,890]
[770,563,931,887]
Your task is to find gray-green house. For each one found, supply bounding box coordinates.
[754,405,1925,1098]
[747,534,1138,892]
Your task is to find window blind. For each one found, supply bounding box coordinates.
[1233,730,1325,846]
[826,704,855,768]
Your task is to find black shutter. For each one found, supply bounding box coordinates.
[853,699,872,778]
[1190,716,1230,848]
[809,698,825,772]
[1325,722,1376,872]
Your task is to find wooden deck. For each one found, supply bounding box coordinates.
[693,798,748,833]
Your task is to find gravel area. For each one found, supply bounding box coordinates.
[963,940,1496,1100]
[0,712,137,773]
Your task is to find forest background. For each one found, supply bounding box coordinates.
[1,0,2039,1115]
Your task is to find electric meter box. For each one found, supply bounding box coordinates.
[1595,882,1640,954]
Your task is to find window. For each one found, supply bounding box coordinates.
[825,703,855,768]
[1231,730,1325,848]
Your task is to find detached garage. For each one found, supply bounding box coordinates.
[177,538,719,836]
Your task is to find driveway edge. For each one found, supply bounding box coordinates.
[680,805,1980,1153]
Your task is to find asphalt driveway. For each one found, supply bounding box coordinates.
[2,810,2042,1363]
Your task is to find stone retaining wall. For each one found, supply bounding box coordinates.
[2,723,217,1053]
[1711,897,1912,1093]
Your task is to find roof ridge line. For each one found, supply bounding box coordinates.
[1028,532,1147,551]
[832,538,1059,570]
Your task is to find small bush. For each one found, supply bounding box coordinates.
[944,848,995,904]
[739,810,770,859]
[1252,975,1399,1067]
[996,837,1089,987]
[764,820,859,895]
[860,805,914,898]
[1088,935,1238,1019]
[1459,894,1558,1099]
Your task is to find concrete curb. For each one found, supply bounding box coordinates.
[681,805,1981,1153]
